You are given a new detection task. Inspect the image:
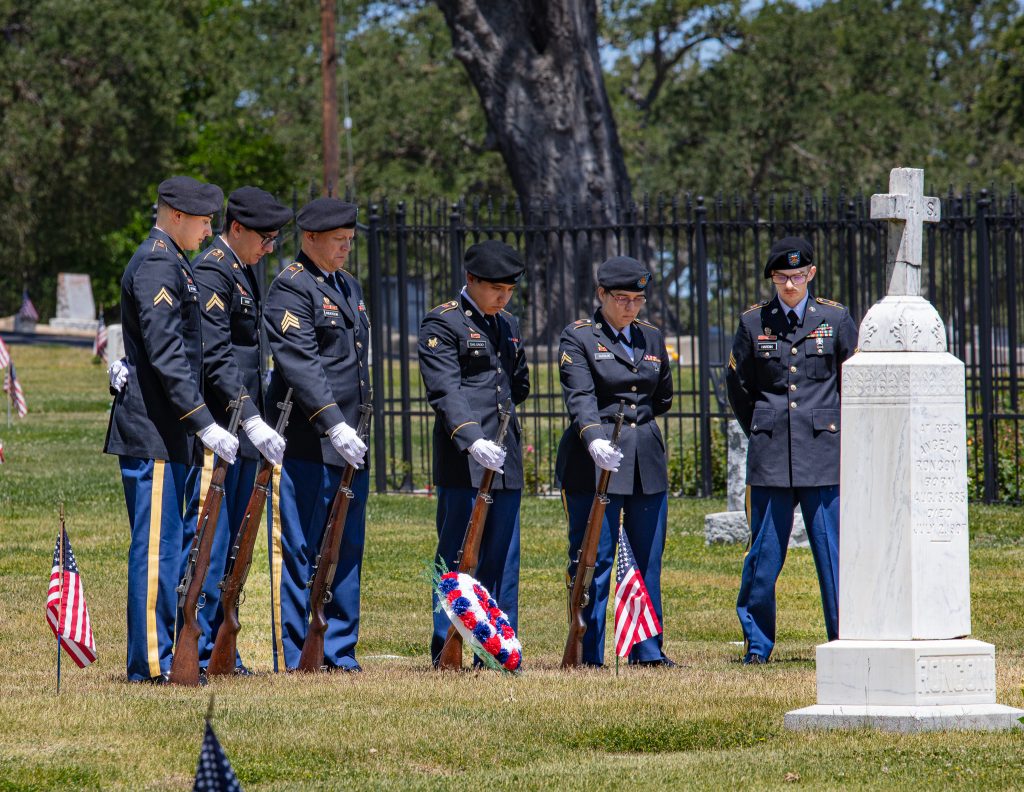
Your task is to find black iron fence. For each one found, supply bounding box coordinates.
[267,188,1024,504]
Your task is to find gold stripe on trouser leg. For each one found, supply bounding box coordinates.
[146,460,166,678]
[560,489,571,622]
[199,448,214,503]
[743,485,752,554]
[269,464,285,670]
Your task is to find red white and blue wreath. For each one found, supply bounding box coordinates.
[434,569,522,672]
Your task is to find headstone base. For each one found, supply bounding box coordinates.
[48,317,99,333]
[784,704,1024,733]
[785,638,1024,732]
[704,511,808,548]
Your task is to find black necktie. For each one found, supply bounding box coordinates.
[617,332,635,361]
[334,272,351,300]
[485,314,500,346]
[787,310,799,331]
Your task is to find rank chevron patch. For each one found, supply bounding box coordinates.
[153,287,173,307]
[205,293,226,312]
[280,310,301,333]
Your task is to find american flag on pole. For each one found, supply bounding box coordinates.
[0,335,10,368]
[613,525,662,658]
[4,361,27,417]
[193,721,243,791]
[0,439,5,463]
[18,288,39,322]
[46,527,97,667]
[93,311,108,360]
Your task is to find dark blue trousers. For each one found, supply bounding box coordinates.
[431,486,521,665]
[271,457,368,671]
[181,452,259,669]
[737,485,840,660]
[120,456,194,681]
[564,490,669,666]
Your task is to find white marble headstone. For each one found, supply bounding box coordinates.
[49,273,99,332]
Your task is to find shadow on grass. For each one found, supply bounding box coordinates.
[566,717,778,753]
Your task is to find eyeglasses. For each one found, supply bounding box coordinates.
[770,270,809,285]
[609,293,646,307]
[258,232,279,249]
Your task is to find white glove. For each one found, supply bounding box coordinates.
[588,438,623,472]
[243,415,285,466]
[108,358,128,392]
[198,423,239,464]
[327,421,367,467]
[469,438,505,473]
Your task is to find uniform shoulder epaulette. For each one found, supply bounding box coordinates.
[634,319,657,330]
[571,319,592,330]
[742,300,768,315]
[204,248,225,261]
[499,308,513,317]
[435,300,459,314]
[286,262,304,278]
[151,239,167,252]
[815,296,845,309]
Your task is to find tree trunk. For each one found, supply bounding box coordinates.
[436,0,633,343]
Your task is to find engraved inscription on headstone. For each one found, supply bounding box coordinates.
[911,418,968,542]
[917,655,995,697]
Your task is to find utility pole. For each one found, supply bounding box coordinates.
[320,0,340,197]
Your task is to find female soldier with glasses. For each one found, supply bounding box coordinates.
[555,256,676,668]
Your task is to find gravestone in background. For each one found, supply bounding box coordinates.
[48,273,99,332]
[704,421,807,547]
[786,167,1024,732]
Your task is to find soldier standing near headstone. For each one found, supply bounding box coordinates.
[726,237,858,665]
[262,198,370,672]
[104,176,239,683]
[417,240,530,667]
[186,186,292,677]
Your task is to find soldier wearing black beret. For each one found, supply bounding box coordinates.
[726,236,858,664]
[418,239,531,666]
[556,255,675,667]
[262,197,370,671]
[104,175,241,683]
[183,186,292,676]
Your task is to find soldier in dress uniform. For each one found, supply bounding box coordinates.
[556,256,675,667]
[726,236,858,664]
[418,240,530,667]
[187,186,292,676]
[104,176,239,683]
[262,197,370,672]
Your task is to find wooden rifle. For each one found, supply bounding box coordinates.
[435,400,513,671]
[169,389,243,686]
[296,401,373,672]
[561,399,626,669]
[207,388,293,677]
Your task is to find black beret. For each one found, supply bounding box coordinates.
[227,187,292,232]
[464,240,524,284]
[158,176,223,216]
[597,256,651,291]
[764,236,814,278]
[296,197,357,231]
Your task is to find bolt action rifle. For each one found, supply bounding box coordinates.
[561,400,626,669]
[435,400,513,671]
[169,389,243,686]
[207,388,293,677]
[296,400,373,672]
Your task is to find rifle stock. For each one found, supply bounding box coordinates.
[208,388,293,677]
[561,400,626,669]
[436,401,513,671]
[169,390,244,686]
[296,401,372,673]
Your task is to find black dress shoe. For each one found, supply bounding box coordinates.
[634,657,678,668]
[142,673,170,685]
[233,664,254,677]
[198,668,209,686]
[743,653,768,665]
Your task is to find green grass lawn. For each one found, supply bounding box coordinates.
[1,344,1023,790]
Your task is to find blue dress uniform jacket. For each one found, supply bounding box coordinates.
[263,251,371,464]
[193,237,264,459]
[104,228,211,466]
[726,293,858,487]
[555,311,673,495]
[417,294,530,489]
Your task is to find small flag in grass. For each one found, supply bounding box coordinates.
[193,720,243,791]
[613,525,662,658]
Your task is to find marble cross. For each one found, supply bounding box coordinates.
[870,167,940,297]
